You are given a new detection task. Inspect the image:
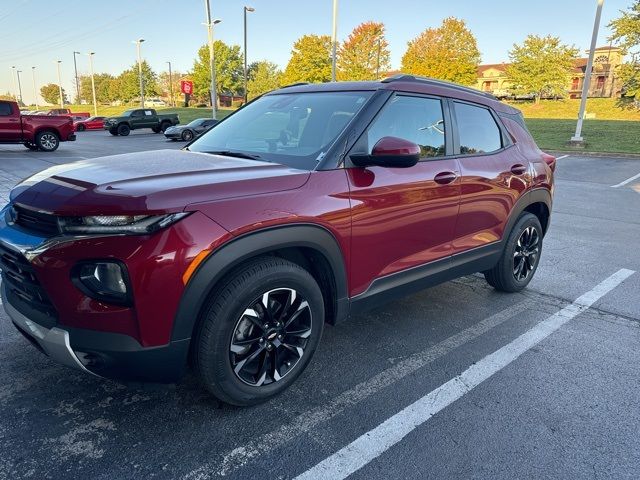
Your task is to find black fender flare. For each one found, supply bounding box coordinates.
[171,224,349,342]
[501,188,553,244]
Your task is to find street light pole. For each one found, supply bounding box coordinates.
[203,0,220,119]
[133,39,146,107]
[31,67,38,110]
[571,0,605,144]
[10,66,18,102]
[56,60,64,108]
[16,70,23,105]
[88,52,98,116]
[331,0,338,81]
[243,6,255,103]
[167,61,174,107]
[73,51,81,104]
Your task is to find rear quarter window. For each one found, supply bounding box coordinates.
[454,102,502,155]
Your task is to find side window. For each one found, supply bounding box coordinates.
[0,103,12,116]
[367,95,446,158]
[454,102,502,155]
[131,110,143,117]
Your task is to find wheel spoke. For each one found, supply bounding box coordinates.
[284,300,309,328]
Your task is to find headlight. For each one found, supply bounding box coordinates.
[59,213,190,235]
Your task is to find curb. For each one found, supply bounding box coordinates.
[547,150,640,159]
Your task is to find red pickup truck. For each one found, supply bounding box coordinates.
[0,100,76,152]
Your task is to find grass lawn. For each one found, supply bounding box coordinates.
[526,119,640,154]
[509,98,640,121]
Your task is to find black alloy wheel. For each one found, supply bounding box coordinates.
[513,226,539,281]
[181,129,194,141]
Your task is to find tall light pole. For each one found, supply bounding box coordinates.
[73,51,81,104]
[10,66,18,102]
[56,60,64,108]
[16,70,23,105]
[31,67,38,110]
[133,39,146,107]
[243,6,255,103]
[204,0,221,119]
[166,61,174,107]
[331,0,338,81]
[571,0,605,144]
[87,52,98,116]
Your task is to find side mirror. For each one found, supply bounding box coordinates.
[350,136,420,168]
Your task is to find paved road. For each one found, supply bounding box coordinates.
[0,133,639,479]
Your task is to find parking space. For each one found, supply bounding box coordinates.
[0,137,639,479]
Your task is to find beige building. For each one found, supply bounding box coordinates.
[476,46,623,99]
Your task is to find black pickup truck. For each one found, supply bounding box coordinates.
[103,108,180,136]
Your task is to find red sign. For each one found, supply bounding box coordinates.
[180,80,193,95]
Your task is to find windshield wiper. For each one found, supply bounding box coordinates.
[205,150,262,160]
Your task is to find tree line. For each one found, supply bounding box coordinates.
[34,2,640,107]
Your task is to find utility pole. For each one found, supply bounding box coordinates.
[31,67,38,110]
[88,52,98,116]
[376,38,381,79]
[133,39,146,107]
[243,6,255,103]
[570,0,605,144]
[331,0,338,81]
[73,51,81,104]
[167,61,174,107]
[203,0,220,119]
[10,66,18,102]
[56,60,64,108]
[16,70,23,105]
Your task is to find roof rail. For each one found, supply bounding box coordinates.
[280,82,309,89]
[381,74,497,100]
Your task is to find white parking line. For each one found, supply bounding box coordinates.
[555,154,569,160]
[294,268,635,480]
[611,172,640,188]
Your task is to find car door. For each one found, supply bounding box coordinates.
[0,102,21,141]
[346,94,461,297]
[450,100,531,254]
[129,110,146,128]
[143,110,157,128]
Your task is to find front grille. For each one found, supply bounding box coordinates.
[0,242,57,322]
[14,205,60,235]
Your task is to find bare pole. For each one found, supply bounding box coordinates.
[167,61,174,107]
[31,67,38,110]
[16,70,23,105]
[331,0,338,81]
[204,0,219,119]
[88,52,98,116]
[73,51,81,104]
[571,0,605,143]
[134,39,146,107]
[56,60,64,108]
[243,6,255,103]
[10,66,18,102]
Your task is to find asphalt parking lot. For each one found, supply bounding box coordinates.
[1,132,639,479]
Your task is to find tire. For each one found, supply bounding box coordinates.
[35,131,60,152]
[181,129,194,142]
[117,124,130,136]
[24,142,38,151]
[484,212,543,292]
[151,126,161,134]
[160,121,171,133]
[193,256,324,406]
[76,124,86,132]
[109,128,118,136]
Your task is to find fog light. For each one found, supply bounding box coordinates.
[73,261,131,305]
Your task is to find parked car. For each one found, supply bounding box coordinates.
[144,98,167,107]
[164,118,218,141]
[74,116,105,131]
[103,108,180,136]
[0,76,554,405]
[46,108,90,118]
[0,100,76,151]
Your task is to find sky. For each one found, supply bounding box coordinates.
[0,0,633,105]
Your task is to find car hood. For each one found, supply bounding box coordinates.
[10,149,310,215]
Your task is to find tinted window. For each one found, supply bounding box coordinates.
[454,102,502,155]
[0,103,12,116]
[367,95,446,158]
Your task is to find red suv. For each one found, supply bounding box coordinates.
[0,76,554,405]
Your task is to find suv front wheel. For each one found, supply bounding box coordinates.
[193,256,324,406]
[484,212,543,292]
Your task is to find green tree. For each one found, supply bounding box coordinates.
[79,73,116,104]
[40,83,67,105]
[338,21,390,81]
[506,35,578,103]
[401,17,480,85]
[282,34,332,84]
[247,61,282,99]
[609,0,640,101]
[192,40,243,105]
[115,61,159,102]
[158,70,186,106]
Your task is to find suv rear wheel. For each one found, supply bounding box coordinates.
[193,256,324,406]
[484,212,542,292]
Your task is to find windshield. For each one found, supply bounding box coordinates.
[188,91,372,170]
[121,110,134,117]
[187,119,204,127]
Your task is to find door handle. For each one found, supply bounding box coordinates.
[434,171,458,185]
[510,164,527,175]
